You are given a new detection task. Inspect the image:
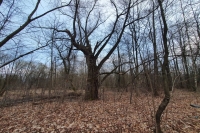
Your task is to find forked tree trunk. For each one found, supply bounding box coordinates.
[84,55,99,100]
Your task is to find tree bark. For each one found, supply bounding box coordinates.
[155,95,170,133]
[62,0,131,100]
[152,1,159,96]
[155,0,171,132]
[117,46,121,92]
[177,27,191,88]
[85,55,99,100]
[171,39,183,88]
[180,0,196,90]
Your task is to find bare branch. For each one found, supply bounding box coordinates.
[0,0,72,47]
[0,44,48,68]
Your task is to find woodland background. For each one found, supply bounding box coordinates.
[0,0,200,132]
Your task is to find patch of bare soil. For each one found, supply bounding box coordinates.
[0,90,199,132]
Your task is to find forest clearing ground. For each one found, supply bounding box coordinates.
[0,89,200,133]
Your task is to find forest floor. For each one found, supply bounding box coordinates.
[0,89,200,133]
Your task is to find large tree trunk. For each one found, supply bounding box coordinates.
[85,55,99,100]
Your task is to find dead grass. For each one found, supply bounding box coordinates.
[0,89,200,132]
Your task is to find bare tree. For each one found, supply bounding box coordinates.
[0,0,72,69]
[0,0,72,47]
[148,0,159,96]
[155,0,172,132]
[52,0,134,100]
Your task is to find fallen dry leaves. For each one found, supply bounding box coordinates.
[0,90,200,133]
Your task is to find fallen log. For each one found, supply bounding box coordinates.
[190,104,200,108]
